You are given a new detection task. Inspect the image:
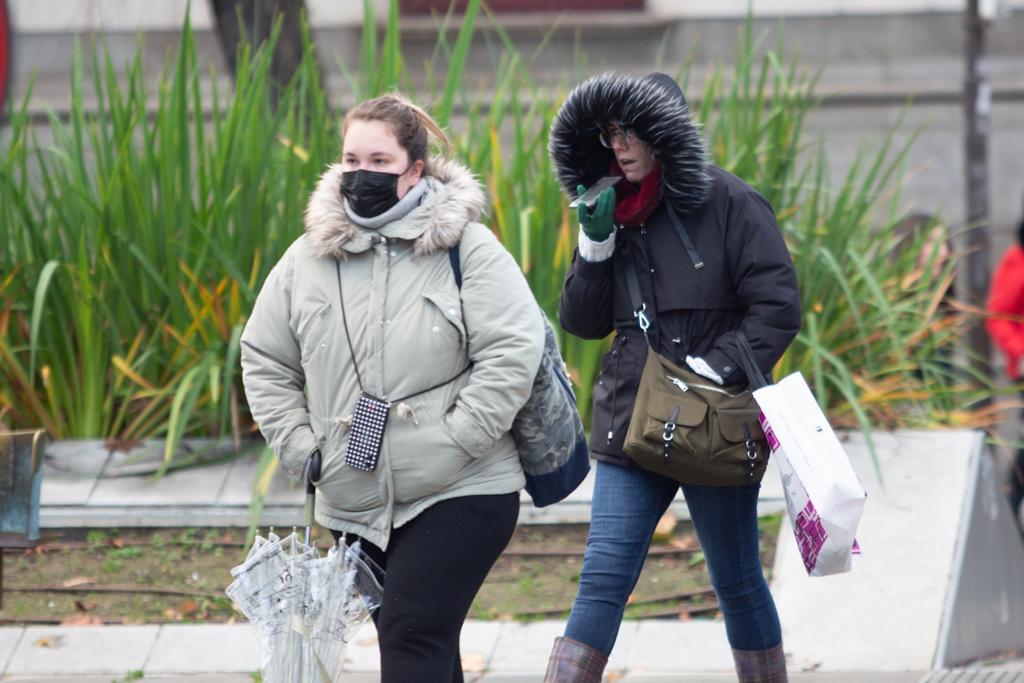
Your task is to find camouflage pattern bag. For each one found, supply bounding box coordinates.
[449,246,589,507]
[510,316,591,507]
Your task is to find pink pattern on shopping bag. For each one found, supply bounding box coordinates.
[758,413,780,452]
[794,500,828,573]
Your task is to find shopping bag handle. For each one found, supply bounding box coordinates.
[735,330,772,390]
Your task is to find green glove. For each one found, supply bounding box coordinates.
[576,183,616,242]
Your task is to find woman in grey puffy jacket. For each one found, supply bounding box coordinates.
[241,93,544,682]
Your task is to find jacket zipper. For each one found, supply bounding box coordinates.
[379,235,391,400]
[606,335,627,444]
[666,373,744,397]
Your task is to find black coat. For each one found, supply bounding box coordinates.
[551,73,801,466]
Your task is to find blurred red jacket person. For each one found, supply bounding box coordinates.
[987,220,1024,380]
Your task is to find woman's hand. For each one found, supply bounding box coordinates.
[577,184,616,242]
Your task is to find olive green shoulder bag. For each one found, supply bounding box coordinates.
[620,223,771,486]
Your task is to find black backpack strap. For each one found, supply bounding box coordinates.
[667,206,704,270]
[449,244,463,290]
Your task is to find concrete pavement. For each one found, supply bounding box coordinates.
[0,621,929,681]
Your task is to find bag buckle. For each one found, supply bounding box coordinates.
[662,422,677,443]
[662,405,681,461]
[634,303,650,332]
[743,422,758,478]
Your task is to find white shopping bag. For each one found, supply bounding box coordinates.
[753,372,867,577]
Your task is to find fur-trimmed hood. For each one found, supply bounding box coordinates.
[304,156,487,258]
[549,72,712,216]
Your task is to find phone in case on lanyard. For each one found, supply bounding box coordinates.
[345,393,390,471]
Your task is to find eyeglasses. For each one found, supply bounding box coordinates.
[599,124,637,148]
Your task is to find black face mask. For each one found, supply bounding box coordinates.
[340,168,405,218]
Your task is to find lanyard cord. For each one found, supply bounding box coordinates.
[336,260,366,392]
[335,258,472,404]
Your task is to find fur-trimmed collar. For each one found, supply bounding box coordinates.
[304,156,487,258]
[549,72,712,217]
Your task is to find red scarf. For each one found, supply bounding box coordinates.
[610,161,662,227]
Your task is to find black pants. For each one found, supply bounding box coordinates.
[331,492,519,683]
[1011,447,1024,524]
[1013,391,1024,529]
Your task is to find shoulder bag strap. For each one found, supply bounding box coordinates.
[622,254,652,339]
[667,206,704,270]
[734,330,772,390]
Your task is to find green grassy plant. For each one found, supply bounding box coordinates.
[1,16,333,467]
[0,1,986,479]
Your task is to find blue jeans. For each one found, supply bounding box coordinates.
[564,461,782,655]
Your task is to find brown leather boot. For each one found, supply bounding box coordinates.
[543,636,608,683]
[732,643,788,682]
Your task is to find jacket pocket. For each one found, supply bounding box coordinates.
[423,289,467,348]
[392,406,477,504]
[709,407,766,467]
[297,302,333,363]
[442,404,495,458]
[313,414,385,514]
[639,397,708,456]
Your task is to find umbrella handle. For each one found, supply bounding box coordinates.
[304,483,315,541]
[303,450,321,545]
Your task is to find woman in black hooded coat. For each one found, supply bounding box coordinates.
[543,72,800,682]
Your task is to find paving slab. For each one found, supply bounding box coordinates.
[519,461,785,524]
[459,621,503,675]
[5,625,159,675]
[624,621,733,673]
[100,440,236,478]
[40,440,109,506]
[0,628,25,674]
[605,621,638,674]
[0,678,259,683]
[486,621,567,674]
[343,622,381,672]
[89,462,232,507]
[485,620,630,675]
[145,624,260,674]
[771,430,978,673]
[616,675,927,682]
[38,437,788,527]
[217,453,306,507]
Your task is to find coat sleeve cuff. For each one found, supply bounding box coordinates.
[577,228,616,262]
[570,248,614,282]
[703,348,743,386]
[280,427,320,481]
[443,405,496,458]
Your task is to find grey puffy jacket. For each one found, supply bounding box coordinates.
[241,158,544,549]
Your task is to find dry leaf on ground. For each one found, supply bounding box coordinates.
[670,533,699,551]
[105,437,143,453]
[461,652,487,673]
[60,614,103,626]
[177,600,199,617]
[73,599,96,613]
[61,577,96,588]
[652,511,678,542]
